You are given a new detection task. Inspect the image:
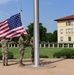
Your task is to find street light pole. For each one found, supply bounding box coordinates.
[34,0,39,67]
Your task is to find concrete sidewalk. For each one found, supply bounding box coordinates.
[0,58,74,75]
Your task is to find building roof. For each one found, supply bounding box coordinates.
[54,15,74,21]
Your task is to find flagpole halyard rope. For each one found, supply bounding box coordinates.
[16,0,27,35]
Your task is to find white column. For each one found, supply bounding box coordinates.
[40,44,41,48]
[53,44,54,48]
[34,0,39,67]
[73,44,74,48]
[68,44,69,48]
[11,44,12,47]
[57,44,59,48]
[14,44,15,48]
[44,44,46,48]
[48,44,50,48]
[62,44,64,48]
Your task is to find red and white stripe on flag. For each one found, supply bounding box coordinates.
[0,13,27,38]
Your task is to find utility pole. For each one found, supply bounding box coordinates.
[34,0,39,67]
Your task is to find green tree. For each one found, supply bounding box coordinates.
[12,37,19,43]
[27,23,34,37]
[45,30,57,43]
[39,23,47,41]
[46,33,53,42]
[52,30,57,42]
[27,23,47,42]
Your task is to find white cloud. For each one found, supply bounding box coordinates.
[0,0,15,5]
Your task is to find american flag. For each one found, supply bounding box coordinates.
[0,13,27,38]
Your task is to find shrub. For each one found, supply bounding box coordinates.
[8,52,14,59]
[53,49,74,59]
[40,55,48,58]
[0,43,2,47]
[0,51,14,60]
[53,51,61,58]
[0,52,2,60]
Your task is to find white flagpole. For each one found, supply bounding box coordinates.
[34,0,40,67]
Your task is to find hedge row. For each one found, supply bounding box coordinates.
[40,55,48,58]
[53,49,74,59]
[0,51,14,60]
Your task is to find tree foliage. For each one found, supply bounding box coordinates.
[27,23,47,42]
[46,33,53,42]
[45,30,57,43]
[52,30,57,42]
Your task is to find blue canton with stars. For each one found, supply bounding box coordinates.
[8,13,22,30]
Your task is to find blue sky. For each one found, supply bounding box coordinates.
[0,0,74,33]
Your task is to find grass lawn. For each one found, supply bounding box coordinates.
[8,47,65,58]
[0,47,74,59]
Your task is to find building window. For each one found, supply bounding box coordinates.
[68,37,71,41]
[60,37,63,41]
[66,28,73,33]
[66,20,73,26]
[60,29,63,34]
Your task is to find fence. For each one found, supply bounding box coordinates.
[5,43,74,48]
[8,44,19,48]
[40,43,74,48]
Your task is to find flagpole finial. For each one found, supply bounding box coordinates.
[21,10,22,12]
